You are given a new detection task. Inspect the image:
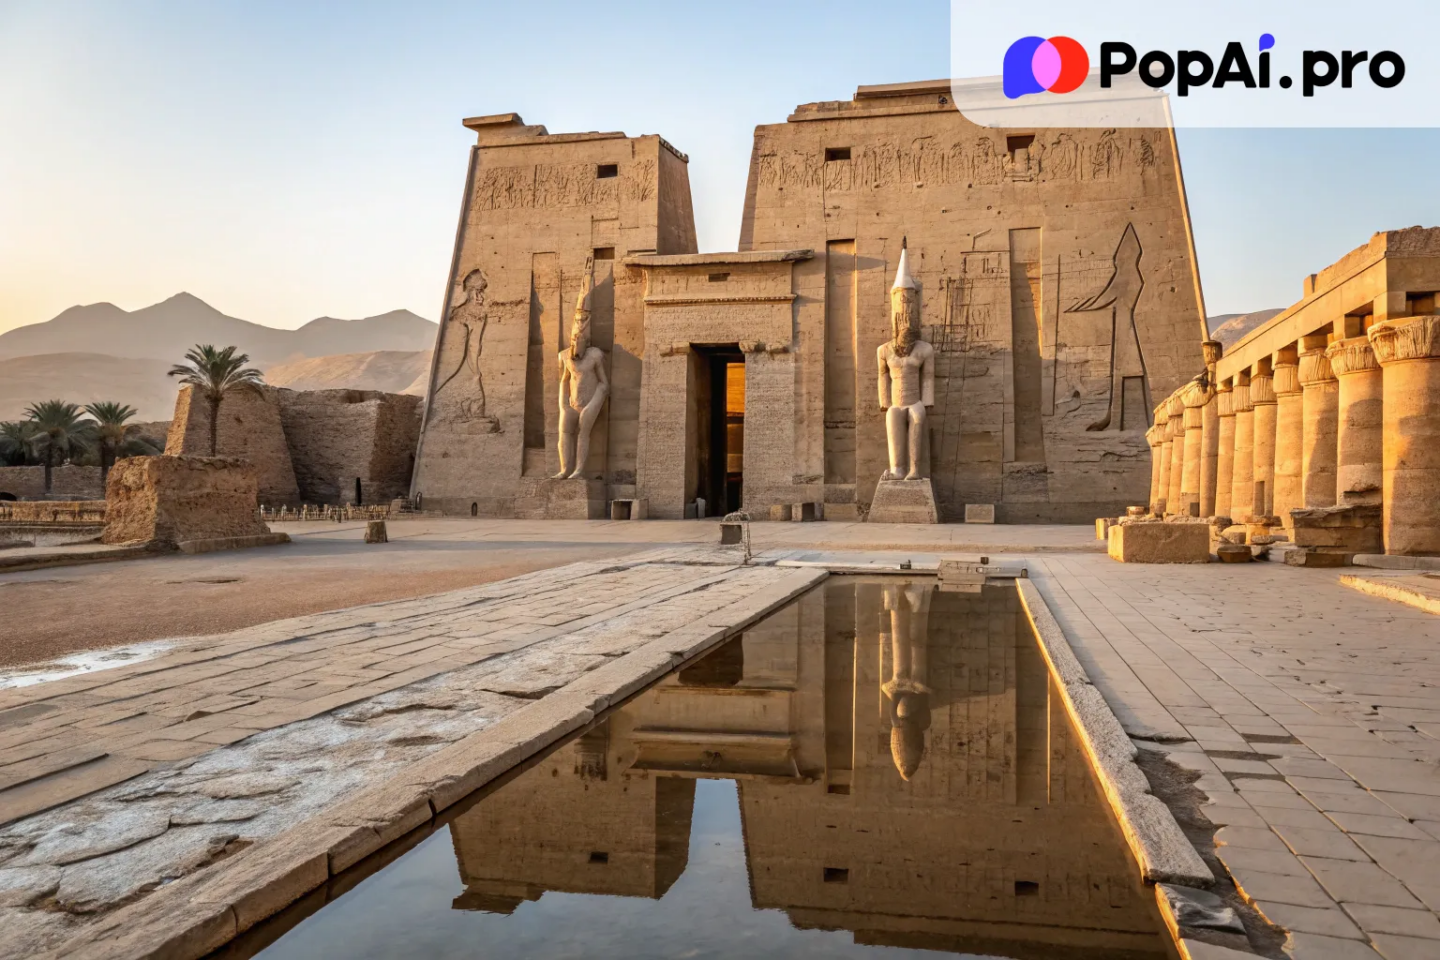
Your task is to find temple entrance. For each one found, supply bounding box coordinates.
[691,346,744,517]
[354,477,363,506]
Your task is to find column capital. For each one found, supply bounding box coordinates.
[1325,335,1379,376]
[1250,373,1277,406]
[1145,424,1165,447]
[1202,339,1224,365]
[1369,315,1440,365]
[1216,382,1236,418]
[1153,402,1170,427]
[1298,348,1336,386]
[1231,379,1253,414]
[1165,393,1186,420]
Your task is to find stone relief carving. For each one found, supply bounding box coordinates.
[758,129,1157,194]
[435,269,501,432]
[878,239,936,480]
[475,161,633,210]
[1067,223,1147,431]
[555,258,610,479]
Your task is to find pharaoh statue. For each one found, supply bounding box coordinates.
[877,238,935,480]
[880,581,933,780]
[554,258,610,479]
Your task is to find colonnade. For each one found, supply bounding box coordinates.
[1146,316,1440,556]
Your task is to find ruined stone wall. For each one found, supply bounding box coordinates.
[740,84,1207,522]
[0,466,102,500]
[276,389,421,505]
[166,384,301,507]
[411,115,698,515]
[102,455,271,545]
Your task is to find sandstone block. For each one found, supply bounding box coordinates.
[1289,504,1382,553]
[365,520,388,543]
[513,477,605,520]
[1216,543,1252,563]
[1108,521,1210,563]
[965,503,996,523]
[101,457,274,548]
[868,478,938,524]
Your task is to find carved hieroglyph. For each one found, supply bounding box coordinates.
[877,239,936,480]
[1068,223,1148,431]
[555,258,610,479]
[434,268,500,432]
[880,581,934,780]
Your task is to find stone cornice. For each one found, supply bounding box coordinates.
[1249,375,1277,406]
[1298,348,1336,385]
[1369,315,1440,364]
[643,294,797,306]
[1325,336,1379,376]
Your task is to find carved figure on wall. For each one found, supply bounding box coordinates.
[1068,223,1147,431]
[881,581,933,781]
[434,269,500,431]
[554,258,609,479]
[877,239,935,479]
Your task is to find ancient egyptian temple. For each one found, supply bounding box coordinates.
[410,79,1210,523]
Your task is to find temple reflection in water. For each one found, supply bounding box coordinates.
[449,579,1166,959]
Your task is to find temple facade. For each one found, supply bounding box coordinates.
[411,80,1209,523]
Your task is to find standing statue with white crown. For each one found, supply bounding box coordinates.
[554,257,609,479]
[877,238,935,481]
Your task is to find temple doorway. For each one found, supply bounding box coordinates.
[691,346,744,516]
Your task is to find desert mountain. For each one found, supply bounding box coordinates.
[1207,309,1284,349]
[0,353,179,422]
[265,350,433,395]
[0,293,436,367]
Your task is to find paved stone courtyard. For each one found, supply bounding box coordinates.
[1,519,1438,959]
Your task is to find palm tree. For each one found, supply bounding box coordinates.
[0,421,39,466]
[84,401,140,489]
[23,400,96,494]
[167,345,264,456]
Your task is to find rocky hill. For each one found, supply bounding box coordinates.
[0,293,436,367]
[264,350,432,395]
[1207,309,1284,349]
[0,353,178,421]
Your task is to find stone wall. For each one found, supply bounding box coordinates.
[102,455,271,546]
[739,81,1204,523]
[410,114,698,516]
[0,465,103,501]
[277,389,421,505]
[166,384,301,507]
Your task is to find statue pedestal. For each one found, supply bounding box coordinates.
[868,478,938,524]
[515,477,606,520]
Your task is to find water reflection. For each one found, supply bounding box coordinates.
[253,579,1168,960]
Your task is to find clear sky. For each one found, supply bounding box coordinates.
[2,0,1437,334]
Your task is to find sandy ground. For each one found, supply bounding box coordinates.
[0,537,641,668]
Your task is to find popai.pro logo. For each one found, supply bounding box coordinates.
[1003,33,1405,99]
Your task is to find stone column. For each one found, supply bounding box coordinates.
[1200,340,1223,518]
[1250,359,1277,521]
[1146,425,1165,515]
[1181,382,1207,518]
[1370,316,1440,555]
[1166,393,1186,516]
[1230,372,1254,522]
[1326,337,1383,506]
[1214,381,1235,520]
[1154,403,1172,516]
[1272,345,1304,532]
[1298,344,1339,508]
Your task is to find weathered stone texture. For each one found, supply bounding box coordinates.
[166,384,301,507]
[101,455,272,546]
[0,466,102,501]
[276,389,421,506]
[1107,520,1210,563]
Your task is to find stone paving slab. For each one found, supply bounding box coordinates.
[0,546,824,958]
[1030,555,1440,959]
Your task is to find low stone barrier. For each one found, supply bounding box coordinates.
[0,500,107,524]
[102,456,288,551]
